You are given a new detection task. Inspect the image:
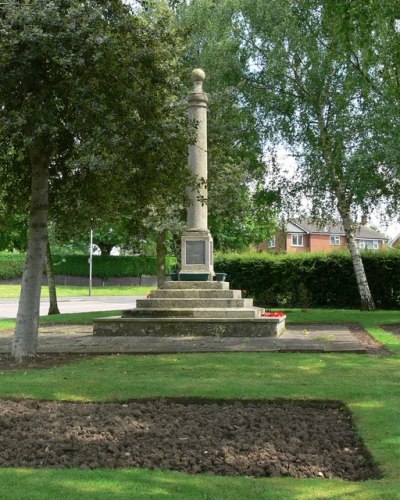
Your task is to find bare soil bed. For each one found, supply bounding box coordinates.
[0,398,380,480]
[381,324,400,338]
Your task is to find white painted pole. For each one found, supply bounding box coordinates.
[89,229,93,296]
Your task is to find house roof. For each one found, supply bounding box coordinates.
[389,233,400,247]
[288,218,388,240]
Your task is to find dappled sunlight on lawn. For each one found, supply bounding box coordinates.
[2,468,174,498]
[294,360,327,373]
[351,400,386,410]
[53,393,96,402]
[0,468,391,499]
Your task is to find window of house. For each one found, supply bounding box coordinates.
[291,234,303,246]
[357,239,380,250]
[268,236,276,248]
[330,235,340,245]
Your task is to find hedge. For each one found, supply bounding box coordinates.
[0,253,177,280]
[2,250,400,308]
[0,253,26,279]
[215,250,400,309]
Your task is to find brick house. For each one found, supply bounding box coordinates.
[389,233,400,248]
[257,219,389,253]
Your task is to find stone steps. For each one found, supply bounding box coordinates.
[162,281,230,290]
[151,289,241,299]
[135,298,254,309]
[123,307,264,319]
[93,280,286,338]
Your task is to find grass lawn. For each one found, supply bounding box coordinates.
[0,308,399,499]
[0,284,154,299]
[0,311,122,333]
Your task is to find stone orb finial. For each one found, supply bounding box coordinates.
[192,68,206,82]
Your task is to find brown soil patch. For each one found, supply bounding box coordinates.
[381,324,400,337]
[0,353,95,371]
[346,324,390,355]
[0,398,379,480]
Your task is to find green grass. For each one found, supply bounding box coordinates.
[0,311,122,333]
[0,309,399,498]
[0,284,154,299]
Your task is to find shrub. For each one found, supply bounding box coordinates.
[0,252,25,279]
[0,253,177,280]
[215,250,400,309]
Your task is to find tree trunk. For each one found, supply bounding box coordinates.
[156,229,167,287]
[12,145,49,362]
[316,106,375,311]
[46,239,60,315]
[172,233,181,267]
[341,214,375,311]
[97,243,113,255]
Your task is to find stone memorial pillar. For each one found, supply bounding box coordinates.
[179,69,214,281]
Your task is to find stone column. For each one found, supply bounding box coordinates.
[179,69,214,281]
[187,68,208,230]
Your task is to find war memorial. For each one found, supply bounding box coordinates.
[93,70,285,338]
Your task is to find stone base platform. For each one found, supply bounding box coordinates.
[93,280,286,338]
[0,324,367,354]
[93,316,286,337]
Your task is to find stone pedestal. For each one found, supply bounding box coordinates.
[179,230,213,281]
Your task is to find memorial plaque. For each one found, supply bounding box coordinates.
[186,241,206,265]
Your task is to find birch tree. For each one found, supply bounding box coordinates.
[231,0,398,310]
[178,0,400,309]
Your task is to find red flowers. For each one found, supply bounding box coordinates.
[261,312,285,318]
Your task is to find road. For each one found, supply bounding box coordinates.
[0,296,143,319]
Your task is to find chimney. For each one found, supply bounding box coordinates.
[361,214,368,226]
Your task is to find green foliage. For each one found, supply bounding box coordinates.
[0,252,25,279]
[173,1,279,251]
[0,0,188,253]
[215,250,400,309]
[54,255,177,278]
[0,253,177,279]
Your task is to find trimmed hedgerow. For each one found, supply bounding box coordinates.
[215,250,400,309]
[0,253,26,279]
[2,250,399,308]
[0,253,177,280]
[53,255,177,279]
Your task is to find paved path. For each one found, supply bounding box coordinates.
[0,324,366,353]
[0,296,142,319]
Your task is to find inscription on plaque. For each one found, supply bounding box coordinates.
[186,241,206,265]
